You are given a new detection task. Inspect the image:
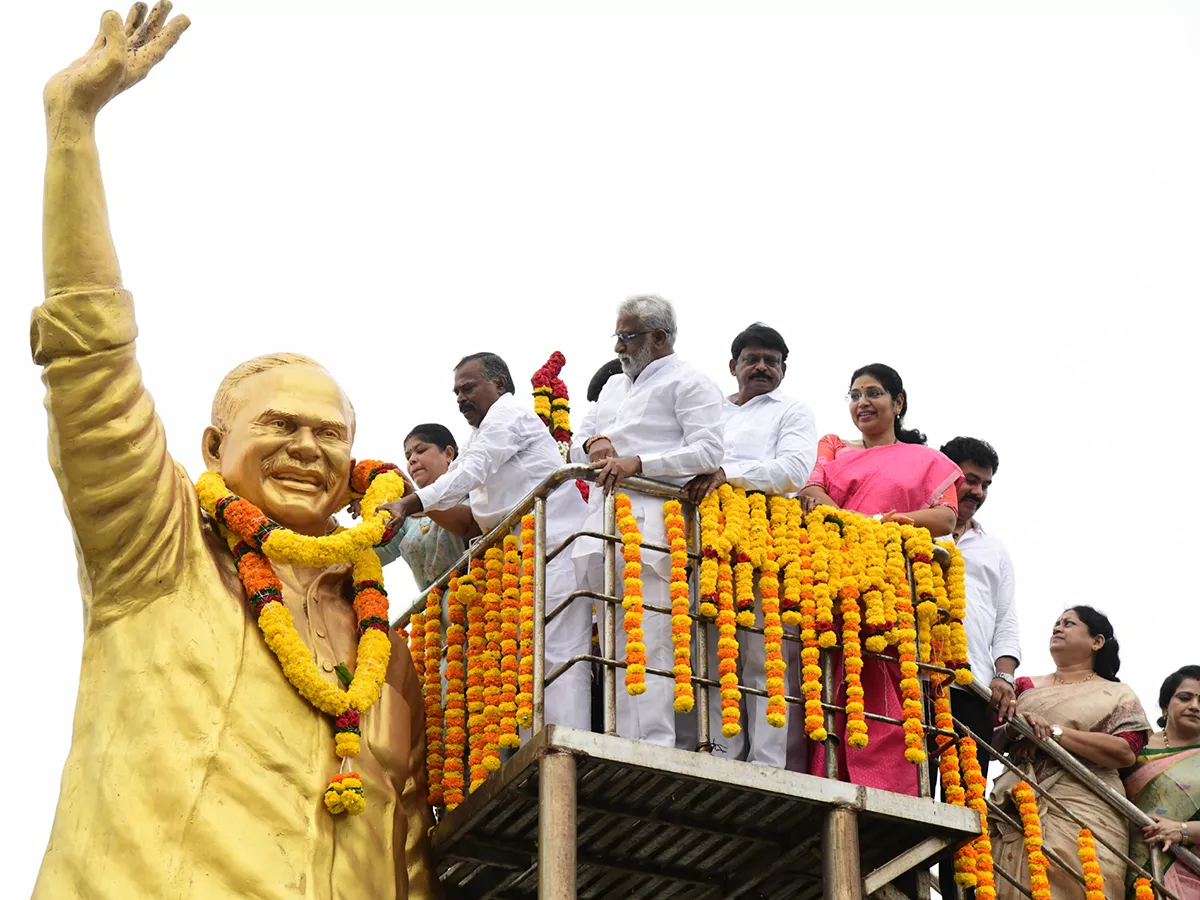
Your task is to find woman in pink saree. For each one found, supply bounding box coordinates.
[1123,665,1200,898]
[793,363,963,795]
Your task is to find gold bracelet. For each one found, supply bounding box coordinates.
[583,435,610,453]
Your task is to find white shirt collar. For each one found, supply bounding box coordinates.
[629,354,677,384]
[725,387,786,407]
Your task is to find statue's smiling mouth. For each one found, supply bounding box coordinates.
[270,469,325,491]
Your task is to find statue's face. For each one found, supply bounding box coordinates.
[214,366,354,537]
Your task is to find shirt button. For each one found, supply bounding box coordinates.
[322,661,334,673]
[316,629,327,639]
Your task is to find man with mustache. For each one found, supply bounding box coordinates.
[680,323,817,766]
[572,295,724,747]
[379,353,592,733]
[30,5,435,899]
[939,436,1021,773]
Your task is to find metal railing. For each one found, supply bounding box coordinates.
[392,465,1199,899]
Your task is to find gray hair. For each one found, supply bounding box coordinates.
[618,294,677,349]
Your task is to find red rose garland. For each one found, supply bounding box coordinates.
[532,350,589,501]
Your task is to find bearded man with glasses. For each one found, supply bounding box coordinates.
[571,295,724,747]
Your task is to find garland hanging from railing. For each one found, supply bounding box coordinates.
[532,350,589,501]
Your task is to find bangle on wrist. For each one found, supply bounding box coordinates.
[584,435,609,453]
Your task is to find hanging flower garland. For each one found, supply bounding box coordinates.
[664,500,694,713]
[808,511,837,649]
[482,548,504,772]
[698,490,721,619]
[960,738,993,898]
[443,574,467,809]
[881,521,905,645]
[840,522,868,749]
[713,489,741,736]
[738,493,769,625]
[196,460,403,817]
[424,586,445,807]
[1014,781,1052,900]
[462,567,488,793]
[761,542,787,729]
[781,499,807,626]
[902,526,938,664]
[616,494,647,696]
[1133,878,1154,900]
[938,539,972,685]
[1076,829,1105,900]
[532,350,589,501]
[499,536,521,749]
[861,529,889,654]
[517,515,536,728]
[799,528,825,741]
[893,528,926,764]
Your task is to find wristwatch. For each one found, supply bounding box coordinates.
[1051,725,1064,740]
[995,672,1016,688]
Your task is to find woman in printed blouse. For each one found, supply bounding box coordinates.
[375,423,479,589]
[991,606,1151,900]
[791,363,963,794]
[799,362,961,537]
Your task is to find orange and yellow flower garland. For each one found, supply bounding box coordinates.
[1076,829,1105,900]
[409,610,426,686]
[443,574,467,809]
[424,586,445,807]
[499,536,521,748]
[840,521,868,749]
[698,491,721,619]
[1133,877,1154,900]
[664,500,694,713]
[196,460,403,816]
[939,539,971,685]
[960,738,994,899]
[1014,781,1052,900]
[463,568,488,793]
[517,515,536,728]
[482,548,504,772]
[761,543,787,729]
[616,494,648,696]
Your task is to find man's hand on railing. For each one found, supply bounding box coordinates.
[683,469,726,505]
[989,676,1018,722]
[593,456,642,495]
[586,437,617,465]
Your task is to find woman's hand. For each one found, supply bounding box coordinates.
[1142,815,1190,852]
[800,487,837,514]
[1021,712,1056,742]
[377,494,422,528]
[880,510,915,526]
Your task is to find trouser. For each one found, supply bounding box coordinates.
[523,552,593,735]
[578,554,675,746]
[674,605,789,768]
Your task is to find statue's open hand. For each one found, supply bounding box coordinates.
[45,2,189,123]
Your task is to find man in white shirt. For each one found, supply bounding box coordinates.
[679,323,817,766]
[573,295,724,747]
[381,353,592,731]
[939,436,1021,774]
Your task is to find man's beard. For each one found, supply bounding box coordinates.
[619,345,654,380]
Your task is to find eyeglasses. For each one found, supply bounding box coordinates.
[846,388,888,403]
[613,331,650,344]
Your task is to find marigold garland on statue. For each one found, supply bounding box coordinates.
[517,515,536,727]
[409,611,426,685]
[1076,829,1105,900]
[616,494,648,696]
[499,536,521,748]
[443,574,467,809]
[196,460,402,816]
[664,500,694,713]
[1014,781,1052,900]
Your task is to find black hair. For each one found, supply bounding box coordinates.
[1156,665,1200,727]
[405,423,459,458]
[849,363,926,445]
[587,358,624,402]
[940,436,1000,474]
[455,352,515,395]
[1067,605,1122,682]
[731,323,789,363]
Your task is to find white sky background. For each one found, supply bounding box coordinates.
[2,0,1199,889]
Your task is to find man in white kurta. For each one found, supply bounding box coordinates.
[384,354,592,731]
[681,323,817,766]
[573,296,724,746]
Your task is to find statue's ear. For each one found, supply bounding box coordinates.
[202,426,224,471]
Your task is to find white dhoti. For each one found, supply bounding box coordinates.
[538,550,594,732]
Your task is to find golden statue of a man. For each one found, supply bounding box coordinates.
[31,4,436,897]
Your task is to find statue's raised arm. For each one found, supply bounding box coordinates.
[44,2,188,295]
[34,2,190,625]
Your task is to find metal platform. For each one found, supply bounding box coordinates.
[433,726,980,899]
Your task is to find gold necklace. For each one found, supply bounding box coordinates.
[1053,670,1096,685]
